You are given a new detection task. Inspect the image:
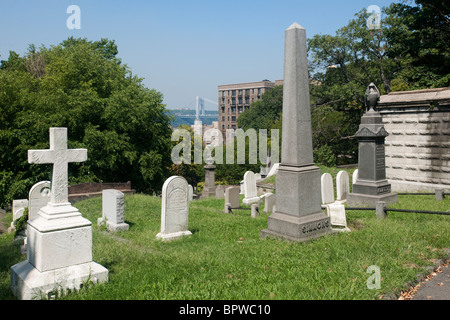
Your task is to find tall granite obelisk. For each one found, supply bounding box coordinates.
[261,23,331,242]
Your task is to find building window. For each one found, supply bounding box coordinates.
[231,97,236,105]
[238,106,243,113]
[221,107,225,113]
[232,116,236,122]
[231,125,236,129]
[222,116,225,121]
[231,107,236,113]
[232,90,236,96]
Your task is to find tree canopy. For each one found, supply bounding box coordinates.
[0,37,173,207]
[237,0,449,167]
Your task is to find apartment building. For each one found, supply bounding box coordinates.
[218,80,282,142]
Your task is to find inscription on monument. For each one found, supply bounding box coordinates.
[301,220,330,235]
[375,143,385,172]
[377,186,391,194]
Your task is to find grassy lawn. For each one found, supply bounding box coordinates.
[0,168,449,300]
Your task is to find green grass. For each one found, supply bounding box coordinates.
[1,169,449,300]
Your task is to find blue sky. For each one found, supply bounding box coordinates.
[1,0,399,110]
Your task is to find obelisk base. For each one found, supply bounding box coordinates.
[347,192,398,207]
[261,211,332,242]
[260,165,332,242]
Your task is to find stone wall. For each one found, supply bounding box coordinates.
[377,88,450,192]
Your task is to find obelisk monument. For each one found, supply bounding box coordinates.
[261,23,331,242]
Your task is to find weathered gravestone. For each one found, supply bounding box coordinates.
[261,23,331,241]
[264,193,276,213]
[98,189,129,232]
[352,169,359,185]
[188,185,194,202]
[321,173,334,205]
[224,187,240,213]
[8,199,28,233]
[320,174,349,232]
[28,181,51,222]
[10,127,108,300]
[201,157,216,198]
[215,185,225,199]
[242,171,260,206]
[156,176,192,241]
[336,171,350,203]
[266,163,280,178]
[347,83,398,207]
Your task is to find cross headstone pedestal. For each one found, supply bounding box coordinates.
[10,128,108,300]
[260,23,331,242]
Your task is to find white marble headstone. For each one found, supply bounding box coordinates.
[28,181,51,222]
[352,169,358,185]
[336,171,350,202]
[321,173,334,205]
[156,176,192,241]
[98,189,129,231]
[264,193,276,213]
[242,171,260,205]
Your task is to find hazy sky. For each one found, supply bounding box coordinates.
[1,0,399,110]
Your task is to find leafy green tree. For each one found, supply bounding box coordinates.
[384,0,450,89]
[0,37,172,207]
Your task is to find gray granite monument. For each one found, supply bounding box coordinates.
[201,156,216,198]
[347,83,398,207]
[260,22,331,242]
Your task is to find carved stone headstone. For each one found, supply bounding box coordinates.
[98,189,129,232]
[28,181,51,222]
[321,173,334,205]
[336,171,350,202]
[242,171,260,205]
[347,83,398,207]
[156,176,192,241]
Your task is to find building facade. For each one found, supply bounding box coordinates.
[218,80,282,142]
[378,87,450,192]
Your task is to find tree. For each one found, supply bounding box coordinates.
[384,0,450,89]
[0,37,172,207]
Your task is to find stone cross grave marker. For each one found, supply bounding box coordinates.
[156,176,192,241]
[98,189,129,231]
[10,127,108,300]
